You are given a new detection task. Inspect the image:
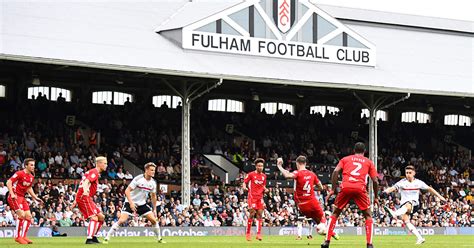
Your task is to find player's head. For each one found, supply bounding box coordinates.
[405,165,416,180]
[24,158,35,174]
[295,155,307,169]
[254,158,265,173]
[354,142,366,154]
[144,162,156,178]
[95,156,108,172]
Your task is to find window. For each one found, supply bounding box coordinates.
[361,109,388,121]
[113,92,133,105]
[261,102,294,115]
[152,95,181,108]
[459,115,472,126]
[226,99,243,112]
[92,91,113,104]
[27,86,49,100]
[50,87,71,102]
[444,114,472,126]
[261,102,277,114]
[208,99,244,113]
[401,112,431,124]
[278,103,294,115]
[0,85,5,98]
[92,91,132,105]
[444,114,458,126]
[310,105,340,117]
[208,99,226,112]
[27,86,71,102]
[153,95,170,108]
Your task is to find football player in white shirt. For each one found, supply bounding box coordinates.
[105,162,165,243]
[383,165,446,245]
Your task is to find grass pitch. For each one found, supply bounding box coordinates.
[0,235,472,248]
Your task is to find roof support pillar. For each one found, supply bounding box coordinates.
[353,92,410,212]
[163,78,223,207]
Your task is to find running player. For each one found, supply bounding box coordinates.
[7,158,43,244]
[242,158,267,241]
[276,156,339,240]
[105,162,165,243]
[75,156,108,244]
[322,142,378,248]
[383,165,446,245]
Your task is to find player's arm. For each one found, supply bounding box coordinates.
[315,181,324,191]
[242,174,249,191]
[27,187,43,203]
[383,186,397,194]
[125,185,137,212]
[331,163,342,192]
[368,161,379,204]
[371,176,379,205]
[427,187,446,202]
[276,158,296,179]
[384,178,403,195]
[6,178,17,199]
[150,191,157,216]
[263,176,269,193]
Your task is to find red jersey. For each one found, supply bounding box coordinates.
[338,154,377,190]
[77,168,100,197]
[9,170,34,197]
[244,171,266,200]
[293,169,320,203]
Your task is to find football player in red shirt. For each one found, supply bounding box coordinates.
[277,155,339,240]
[322,142,379,248]
[74,156,108,244]
[7,158,43,244]
[242,158,267,241]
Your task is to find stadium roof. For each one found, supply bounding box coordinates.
[1,0,473,97]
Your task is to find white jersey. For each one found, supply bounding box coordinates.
[125,174,157,206]
[393,178,429,206]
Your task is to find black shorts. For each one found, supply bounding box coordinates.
[400,201,420,218]
[121,202,153,217]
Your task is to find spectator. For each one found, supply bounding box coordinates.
[124,170,133,180]
[0,182,7,201]
[116,168,125,179]
[58,213,72,227]
[51,225,67,237]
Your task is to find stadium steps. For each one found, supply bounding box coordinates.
[123,158,144,177]
[202,154,240,184]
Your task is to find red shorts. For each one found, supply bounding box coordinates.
[7,195,30,211]
[297,198,324,222]
[76,195,101,219]
[248,197,265,210]
[335,187,370,210]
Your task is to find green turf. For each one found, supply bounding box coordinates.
[1,235,473,248]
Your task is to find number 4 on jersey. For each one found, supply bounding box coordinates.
[303,180,311,193]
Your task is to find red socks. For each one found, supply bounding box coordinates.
[325,215,337,242]
[95,220,104,236]
[256,219,263,235]
[246,218,253,235]
[22,219,31,238]
[366,218,374,245]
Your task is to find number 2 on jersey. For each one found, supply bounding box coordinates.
[351,162,362,176]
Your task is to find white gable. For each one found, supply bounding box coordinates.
[0,1,472,96]
[163,0,376,66]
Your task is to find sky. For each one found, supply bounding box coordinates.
[314,0,474,22]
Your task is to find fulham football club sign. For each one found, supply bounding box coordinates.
[177,0,376,67]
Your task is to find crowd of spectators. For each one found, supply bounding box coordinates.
[0,97,472,230]
[0,175,472,229]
